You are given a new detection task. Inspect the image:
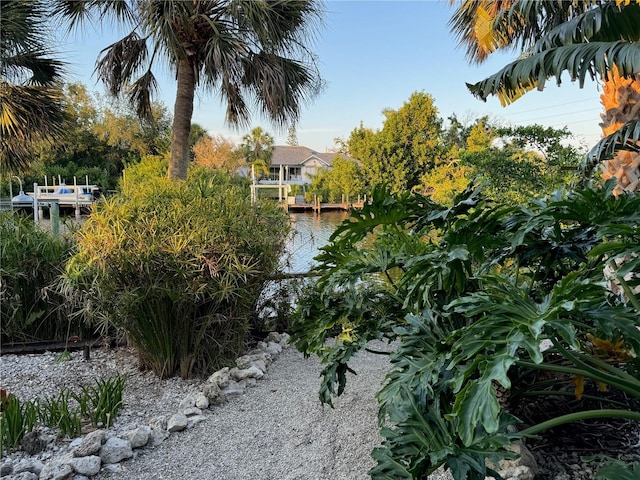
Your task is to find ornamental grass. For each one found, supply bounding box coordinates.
[63,157,289,378]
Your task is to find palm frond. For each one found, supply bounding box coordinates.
[582,120,640,172]
[220,76,250,128]
[507,0,602,39]
[200,21,246,86]
[467,41,640,103]
[448,0,595,64]
[534,2,640,52]
[51,0,137,32]
[128,69,158,121]
[0,0,66,85]
[2,50,66,86]
[237,0,323,50]
[1,0,43,52]
[448,0,519,64]
[243,52,322,128]
[50,0,95,32]
[95,32,150,97]
[0,81,66,173]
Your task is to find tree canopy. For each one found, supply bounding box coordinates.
[2,81,172,194]
[346,91,445,193]
[76,0,324,180]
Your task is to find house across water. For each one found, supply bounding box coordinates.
[249,146,364,212]
[265,146,341,185]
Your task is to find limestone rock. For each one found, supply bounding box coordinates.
[167,413,188,433]
[250,359,267,374]
[487,440,538,480]
[19,430,49,455]
[69,456,101,476]
[222,380,246,400]
[101,463,124,474]
[279,332,291,344]
[148,416,167,431]
[498,465,535,480]
[236,352,271,370]
[148,428,169,447]
[239,378,257,388]
[500,441,538,475]
[0,462,13,476]
[206,368,230,388]
[233,366,264,381]
[99,437,133,464]
[12,459,44,476]
[266,332,282,343]
[202,381,226,405]
[74,430,105,457]
[179,394,196,410]
[9,473,38,480]
[195,393,209,409]
[181,407,202,417]
[187,415,207,429]
[263,341,282,356]
[125,426,151,449]
[38,457,73,480]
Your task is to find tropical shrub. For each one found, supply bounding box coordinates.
[0,213,77,344]
[290,181,640,479]
[64,158,289,378]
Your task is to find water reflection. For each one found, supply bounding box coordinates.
[36,209,349,275]
[282,211,349,274]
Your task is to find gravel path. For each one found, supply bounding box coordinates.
[1,342,451,480]
[97,346,393,480]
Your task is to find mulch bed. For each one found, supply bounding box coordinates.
[507,372,640,479]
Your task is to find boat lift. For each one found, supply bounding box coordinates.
[2,176,100,226]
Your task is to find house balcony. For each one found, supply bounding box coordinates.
[261,174,307,185]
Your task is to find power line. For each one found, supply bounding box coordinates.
[522,107,601,122]
[503,99,597,117]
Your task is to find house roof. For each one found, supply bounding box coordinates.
[271,146,340,167]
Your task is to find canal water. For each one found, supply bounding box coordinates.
[281,211,349,274]
[35,210,349,274]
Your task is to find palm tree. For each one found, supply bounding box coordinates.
[451,0,640,194]
[78,0,323,181]
[0,0,67,173]
[238,126,275,179]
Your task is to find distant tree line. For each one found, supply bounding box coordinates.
[307,91,585,205]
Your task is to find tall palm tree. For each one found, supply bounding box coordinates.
[0,0,67,173]
[76,0,323,180]
[238,126,274,179]
[451,0,640,195]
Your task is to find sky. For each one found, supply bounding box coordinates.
[60,0,605,152]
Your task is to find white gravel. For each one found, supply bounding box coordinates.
[0,341,453,480]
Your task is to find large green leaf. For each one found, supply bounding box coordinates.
[453,380,501,447]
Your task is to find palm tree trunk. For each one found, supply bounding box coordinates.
[168,58,196,180]
[599,69,640,195]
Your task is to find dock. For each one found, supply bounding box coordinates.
[287,201,365,213]
[1,176,100,229]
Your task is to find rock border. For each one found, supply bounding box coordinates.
[0,332,289,480]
